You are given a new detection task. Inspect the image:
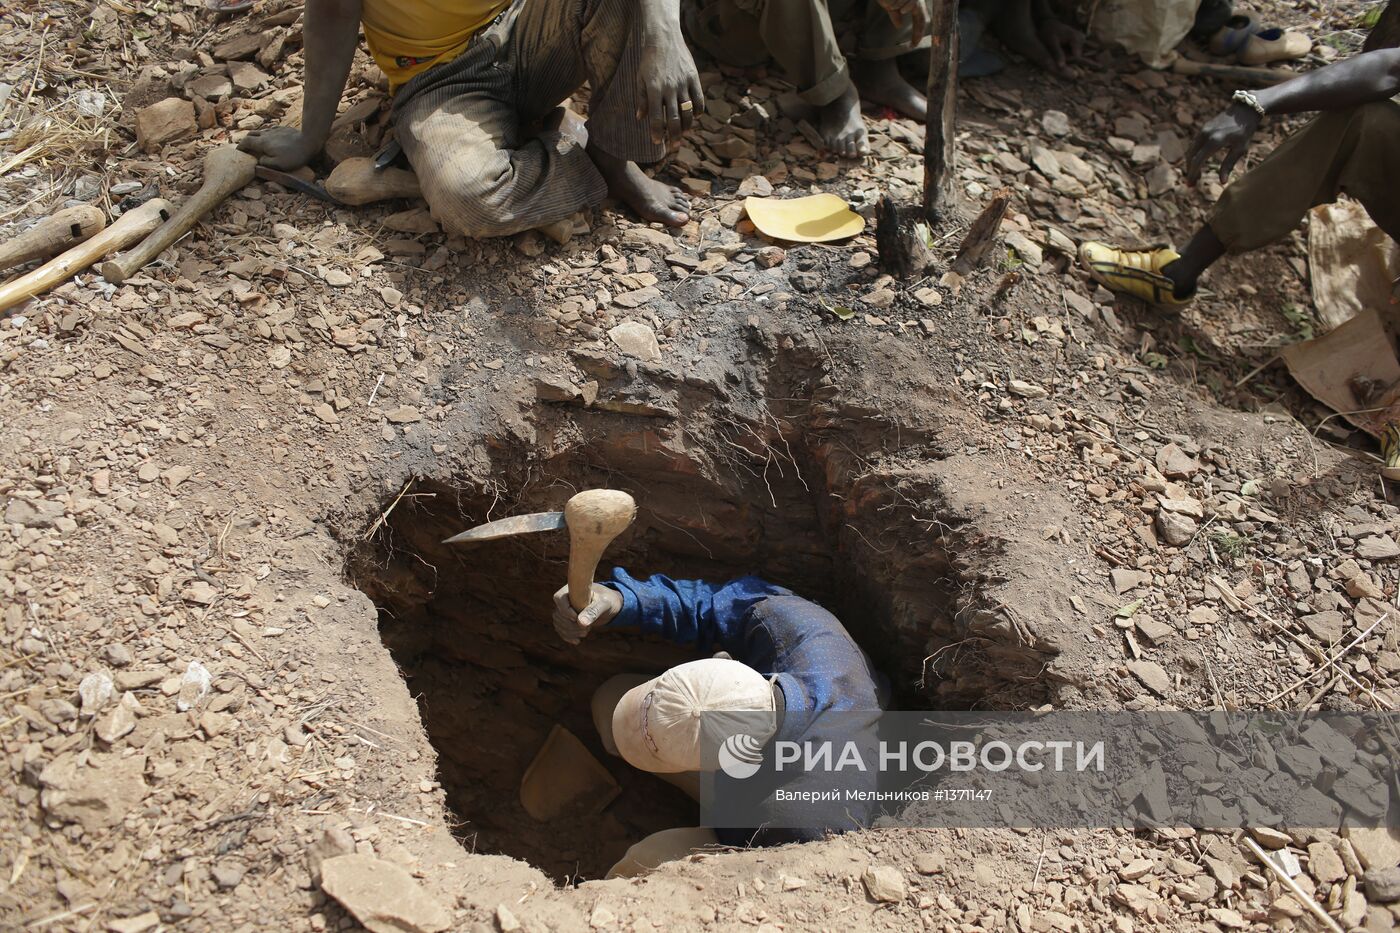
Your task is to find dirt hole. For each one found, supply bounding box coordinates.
[349,417,1051,881]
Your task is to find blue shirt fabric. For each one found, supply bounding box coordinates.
[602,569,885,845]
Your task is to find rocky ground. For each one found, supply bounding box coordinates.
[4,0,1400,930]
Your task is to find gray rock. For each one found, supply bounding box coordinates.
[1301,610,1345,644]
[862,864,906,903]
[1308,841,1345,884]
[1368,866,1400,902]
[533,374,580,402]
[607,321,661,362]
[1005,231,1043,267]
[1128,660,1170,696]
[1156,510,1197,547]
[4,497,65,528]
[1111,569,1151,593]
[1042,110,1071,137]
[1357,535,1400,560]
[1155,443,1200,478]
[320,854,452,933]
[212,861,247,889]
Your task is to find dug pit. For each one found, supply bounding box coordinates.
[349,394,1056,881]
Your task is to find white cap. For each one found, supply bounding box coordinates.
[612,658,777,773]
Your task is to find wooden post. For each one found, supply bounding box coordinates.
[922,0,960,224]
[1363,0,1400,51]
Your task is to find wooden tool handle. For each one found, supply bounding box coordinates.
[101,147,257,284]
[325,157,421,206]
[0,199,171,315]
[564,490,637,612]
[0,206,106,273]
[1171,57,1296,86]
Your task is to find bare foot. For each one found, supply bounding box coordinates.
[587,141,689,227]
[819,82,869,159]
[852,58,927,123]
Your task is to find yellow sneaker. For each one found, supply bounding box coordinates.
[1382,422,1400,481]
[1078,241,1192,307]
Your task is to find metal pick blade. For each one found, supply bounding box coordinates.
[442,510,566,544]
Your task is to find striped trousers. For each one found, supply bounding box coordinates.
[391,0,664,238]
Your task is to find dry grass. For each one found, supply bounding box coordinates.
[0,7,126,222]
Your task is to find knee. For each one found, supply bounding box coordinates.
[422,162,529,239]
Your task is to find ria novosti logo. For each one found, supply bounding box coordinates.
[718,733,766,779]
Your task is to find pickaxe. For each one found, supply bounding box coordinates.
[444,489,637,611]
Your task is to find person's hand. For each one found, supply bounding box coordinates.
[552,584,623,645]
[1037,18,1084,74]
[639,37,705,148]
[1185,102,1263,186]
[238,126,323,171]
[877,0,926,46]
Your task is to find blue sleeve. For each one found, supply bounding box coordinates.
[601,569,792,655]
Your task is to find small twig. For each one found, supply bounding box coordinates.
[349,807,430,827]
[363,479,413,540]
[1266,613,1389,704]
[1233,353,1281,389]
[1244,837,1344,933]
[27,903,95,929]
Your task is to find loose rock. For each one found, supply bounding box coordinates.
[319,854,452,933]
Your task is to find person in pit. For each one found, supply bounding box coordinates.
[552,570,886,877]
[1077,45,1400,471]
[240,0,700,236]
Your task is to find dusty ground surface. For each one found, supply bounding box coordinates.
[4,0,1400,930]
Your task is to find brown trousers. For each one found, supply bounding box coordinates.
[391,0,663,238]
[1211,101,1400,252]
[685,0,931,106]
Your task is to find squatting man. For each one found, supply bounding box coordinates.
[551,570,886,877]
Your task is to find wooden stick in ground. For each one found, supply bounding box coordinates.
[1243,837,1345,933]
[922,0,959,223]
[101,147,257,284]
[0,198,171,316]
[952,187,1010,274]
[0,205,106,273]
[874,194,932,278]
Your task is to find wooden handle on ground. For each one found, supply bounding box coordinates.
[325,157,421,205]
[564,489,637,612]
[0,206,107,273]
[101,147,257,285]
[0,199,172,315]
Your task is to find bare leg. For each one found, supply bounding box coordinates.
[586,140,690,226]
[1161,225,1226,299]
[818,81,870,158]
[851,56,927,121]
